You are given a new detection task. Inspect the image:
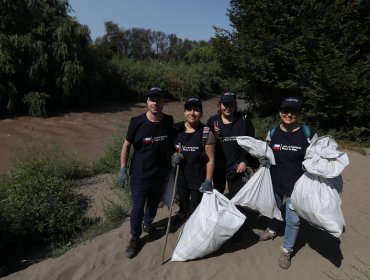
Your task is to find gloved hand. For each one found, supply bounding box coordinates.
[117,167,128,188]
[258,156,271,168]
[199,179,213,193]
[173,153,184,165]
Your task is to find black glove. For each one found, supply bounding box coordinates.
[173,153,184,165]
[199,179,213,193]
[117,167,128,188]
[258,156,271,168]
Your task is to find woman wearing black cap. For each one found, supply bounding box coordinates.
[258,96,317,270]
[117,87,174,259]
[172,97,215,224]
[206,92,256,198]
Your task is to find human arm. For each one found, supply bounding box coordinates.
[117,139,132,187]
[199,133,215,192]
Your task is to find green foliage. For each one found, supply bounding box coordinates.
[12,135,89,179]
[109,56,222,101]
[252,116,277,139]
[22,91,50,116]
[0,173,84,242]
[0,0,90,115]
[213,0,370,142]
[0,135,90,259]
[93,123,126,174]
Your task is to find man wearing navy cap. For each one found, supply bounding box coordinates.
[118,87,174,258]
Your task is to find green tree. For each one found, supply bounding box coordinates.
[0,0,90,115]
[213,0,370,141]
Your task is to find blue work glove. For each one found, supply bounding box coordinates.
[199,179,213,193]
[173,153,184,165]
[117,167,128,188]
[258,156,271,168]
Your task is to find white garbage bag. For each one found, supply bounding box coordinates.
[291,172,345,237]
[236,136,276,165]
[231,167,283,220]
[161,167,175,209]
[303,136,349,178]
[171,190,246,262]
[232,136,282,220]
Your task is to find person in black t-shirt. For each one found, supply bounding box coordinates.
[206,92,256,198]
[257,96,317,270]
[172,97,215,225]
[206,92,257,244]
[117,87,174,259]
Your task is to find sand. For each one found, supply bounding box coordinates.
[0,99,369,280]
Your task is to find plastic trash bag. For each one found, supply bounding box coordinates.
[231,136,282,220]
[291,136,348,237]
[171,190,246,262]
[291,172,345,237]
[231,167,283,220]
[236,136,276,165]
[303,136,349,178]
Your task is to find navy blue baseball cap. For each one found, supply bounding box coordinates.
[280,96,302,110]
[184,97,202,111]
[146,87,166,98]
[220,92,236,103]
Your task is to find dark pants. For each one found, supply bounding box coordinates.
[177,184,203,216]
[129,180,163,238]
[214,172,244,199]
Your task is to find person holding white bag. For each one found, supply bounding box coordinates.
[258,96,317,269]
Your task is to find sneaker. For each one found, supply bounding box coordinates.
[258,228,276,241]
[125,237,140,259]
[142,223,152,234]
[279,248,291,269]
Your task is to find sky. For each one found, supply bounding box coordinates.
[68,0,232,41]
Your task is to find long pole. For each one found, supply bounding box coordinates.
[162,144,181,264]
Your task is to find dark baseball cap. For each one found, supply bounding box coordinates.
[220,92,236,103]
[146,87,166,98]
[184,97,202,111]
[280,96,302,110]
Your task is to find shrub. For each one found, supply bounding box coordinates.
[93,123,126,174]
[12,135,89,179]
[0,135,90,260]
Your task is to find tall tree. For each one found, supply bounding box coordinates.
[0,0,90,115]
[213,0,370,141]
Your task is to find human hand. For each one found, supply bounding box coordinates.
[173,153,184,165]
[117,167,128,188]
[213,121,222,139]
[236,162,247,173]
[199,179,213,193]
[258,156,271,168]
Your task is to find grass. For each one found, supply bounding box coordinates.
[93,122,126,174]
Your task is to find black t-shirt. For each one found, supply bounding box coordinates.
[174,122,214,189]
[206,113,255,178]
[126,113,174,183]
[268,125,316,196]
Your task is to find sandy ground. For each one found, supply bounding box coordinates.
[0,98,369,280]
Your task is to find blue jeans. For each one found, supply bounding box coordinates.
[268,193,300,251]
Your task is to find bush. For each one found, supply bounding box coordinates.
[11,135,89,179]
[93,123,126,174]
[0,173,84,242]
[0,136,90,260]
